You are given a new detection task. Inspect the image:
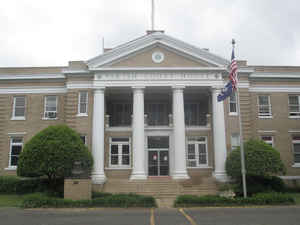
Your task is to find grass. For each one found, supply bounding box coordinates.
[0,194,25,207]
[291,193,300,204]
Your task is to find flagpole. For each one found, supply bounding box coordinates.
[232,39,247,198]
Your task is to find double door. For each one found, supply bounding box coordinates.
[148,136,169,176]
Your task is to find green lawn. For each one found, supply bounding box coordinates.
[0,194,25,207]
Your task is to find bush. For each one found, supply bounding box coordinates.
[17,125,93,190]
[0,176,49,194]
[174,193,295,207]
[226,139,286,179]
[21,193,156,208]
[233,175,286,196]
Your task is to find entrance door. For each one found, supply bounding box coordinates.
[148,136,169,176]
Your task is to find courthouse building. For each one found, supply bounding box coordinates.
[0,31,300,192]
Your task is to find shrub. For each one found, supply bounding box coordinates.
[233,175,286,196]
[17,125,93,190]
[21,193,156,208]
[226,139,286,179]
[0,176,49,194]
[174,193,295,207]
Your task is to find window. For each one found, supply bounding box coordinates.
[12,96,26,119]
[261,136,274,147]
[292,136,300,165]
[78,91,88,115]
[231,134,240,151]
[107,103,132,126]
[9,137,23,167]
[187,137,208,167]
[145,103,169,126]
[80,135,87,145]
[44,96,57,119]
[288,95,300,117]
[258,95,272,117]
[229,93,237,114]
[185,103,208,126]
[109,138,131,167]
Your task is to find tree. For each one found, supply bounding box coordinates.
[226,139,286,179]
[17,125,93,188]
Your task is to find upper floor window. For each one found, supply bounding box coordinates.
[231,133,240,151]
[261,136,274,147]
[288,95,300,117]
[229,93,237,115]
[107,102,132,126]
[145,103,169,126]
[12,96,26,120]
[9,137,23,168]
[186,137,208,168]
[44,96,57,119]
[185,103,207,126]
[258,95,272,117]
[292,136,300,165]
[78,91,88,115]
[109,137,131,168]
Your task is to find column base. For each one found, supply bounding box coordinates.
[130,172,147,180]
[213,171,229,182]
[92,173,107,184]
[172,171,190,180]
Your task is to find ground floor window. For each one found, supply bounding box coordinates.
[9,137,23,167]
[80,135,87,145]
[231,133,240,151]
[187,137,208,167]
[109,137,131,168]
[261,136,274,147]
[292,136,300,164]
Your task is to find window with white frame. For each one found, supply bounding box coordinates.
[9,137,23,167]
[187,137,208,167]
[292,136,300,164]
[288,95,300,117]
[109,138,131,167]
[12,96,26,119]
[44,96,57,119]
[231,134,240,151]
[258,95,272,117]
[229,93,237,114]
[78,91,88,115]
[261,136,274,147]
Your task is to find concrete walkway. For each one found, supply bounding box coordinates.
[1,206,300,225]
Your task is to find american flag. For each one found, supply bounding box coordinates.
[229,42,238,89]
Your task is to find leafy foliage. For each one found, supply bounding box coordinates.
[174,193,295,207]
[21,193,156,208]
[226,139,286,179]
[17,125,93,187]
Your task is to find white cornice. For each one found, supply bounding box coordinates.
[250,72,300,79]
[0,74,65,80]
[62,69,90,74]
[90,67,227,72]
[249,86,300,93]
[0,86,67,94]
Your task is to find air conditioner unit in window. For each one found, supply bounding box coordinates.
[45,111,57,119]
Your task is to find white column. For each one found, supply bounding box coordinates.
[130,86,147,180]
[172,86,189,180]
[212,88,228,182]
[91,88,106,184]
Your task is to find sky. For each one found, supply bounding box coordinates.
[0,0,299,67]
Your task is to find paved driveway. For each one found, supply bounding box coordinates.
[1,206,300,225]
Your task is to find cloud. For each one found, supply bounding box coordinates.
[0,0,299,66]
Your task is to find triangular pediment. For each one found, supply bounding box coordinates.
[86,32,230,69]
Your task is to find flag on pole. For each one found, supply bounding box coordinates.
[217,40,238,101]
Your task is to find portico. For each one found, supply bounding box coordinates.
[90,69,228,184]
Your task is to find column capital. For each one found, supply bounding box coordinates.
[93,87,106,94]
[172,85,185,90]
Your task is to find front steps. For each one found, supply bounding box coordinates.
[98,177,218,208]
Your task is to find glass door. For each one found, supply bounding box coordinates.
[148,136,169,176]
